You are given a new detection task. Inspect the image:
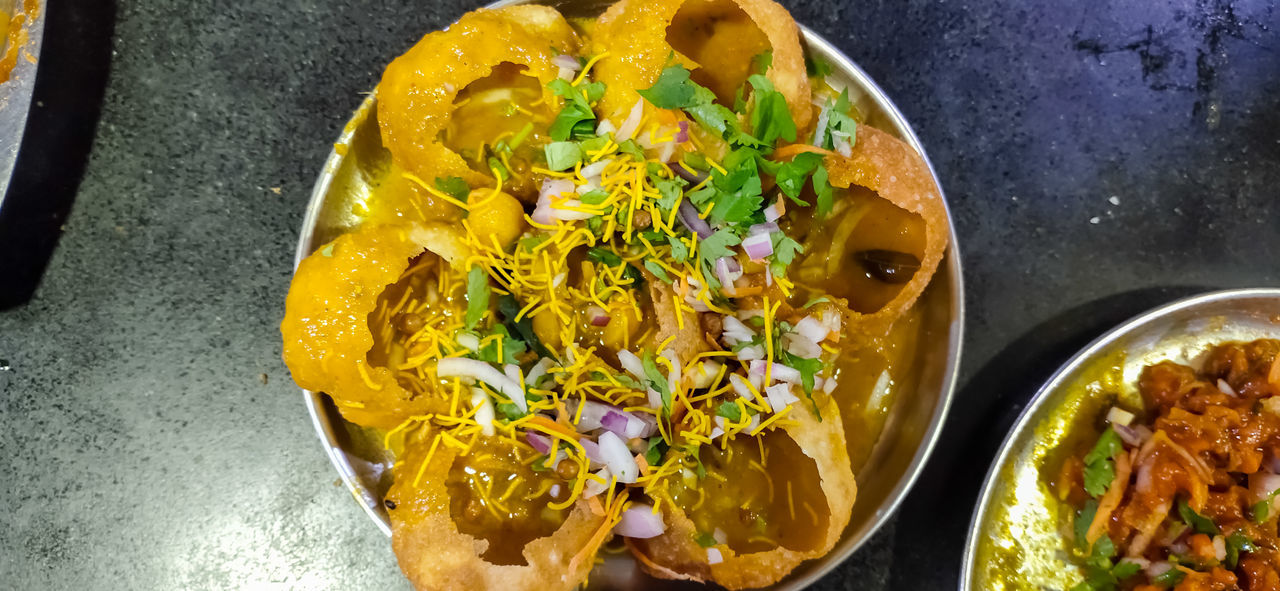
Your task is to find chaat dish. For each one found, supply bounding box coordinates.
[1056,340,1280,591]
[281,0,949,588]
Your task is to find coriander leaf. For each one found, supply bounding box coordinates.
[774,152,823,203]
[654,177,685,212]
[694,531,717,548]
[812,163,834,216]
[716,401,742,422]
[547,79,604,141]
[465,266,489,329]
[1151,567,1185,587]
[805,55,833,77]
[586,247,623,266]
[638,65,699,109]
[770,234,804,276]
[644,436,668,465]
[497,294,551,358]
[683,443,707,479]
[1253,493,1278,523]
[1226,530,1256,569]
[668,236,690,263]
[1089,535,1116,560]
[642,350,672,416]
[697,230,741,272]
[1111,559,1142,580]
[435,176,470,201]
[1074,499,1098,550]
[544,141,583,171]
[487,156,509,181]
[753,50,773,73]
[1177,499,1219,535]
[644,260,673,284]
[745,74,796,147]
[617,139,645,161]
[580,189,609,205]
[686,185,717,207]
[495,401,526,420]
[1082,428,1123,497]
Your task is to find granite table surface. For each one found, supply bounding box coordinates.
[1,0,1277,589]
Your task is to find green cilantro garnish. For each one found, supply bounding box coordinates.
[744,74,796,148]
[1074,499,1098,549]
[474,325,526,365]
[805,55,833,77]
[544,141,583,171]
[496,294,551,359]
[1176,498,1219,535]
[696,230,741,289]
[644,436,668,465]
[694,531,717,548]
[616,139,645,161]
[586,247,644,285]
[1226,530,1256,569]
[580,189,609,205]
[818,88,857,151]
[642,350,672,416]
[434,176,470,201]
[1150,567,1185,587]
[465,266,489,330]
[716,401,742,422]
[644,260,673,284]
[547,78,605,141]
[1082,428,1123,497]
[770,234,804,276]
[487,156,509,181]
[1252,490,1280,522]
[637,65,700,109]
[752,49,773,74]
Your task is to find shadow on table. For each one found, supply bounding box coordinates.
[0,0,115,310]
[888,285,1210,587]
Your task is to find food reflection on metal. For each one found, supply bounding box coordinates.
[291,0,964,588]
[0,0,43,207]
[964,289,1280,591]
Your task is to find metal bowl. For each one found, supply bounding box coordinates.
[293,1,964,587]
[0,0,46,207]
[962,288,1280,591]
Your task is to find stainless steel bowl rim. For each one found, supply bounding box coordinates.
[293,4,966,586]
[959,287,1280,591]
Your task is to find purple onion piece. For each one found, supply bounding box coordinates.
[678,202,713,239]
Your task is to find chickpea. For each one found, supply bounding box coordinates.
[395,312,425,334]
[555,459,579,480]
[466,189,526,249]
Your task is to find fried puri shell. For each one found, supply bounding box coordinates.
[280,223,470,429]
[388,432,609,591]
[377,6,580,189]
[630,396,857,589]
[592,0,811,129]
[823,125,949,338]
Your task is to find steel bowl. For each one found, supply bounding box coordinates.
[0,0,46,207]
[962,288,1280,591]
[293,1,964,587]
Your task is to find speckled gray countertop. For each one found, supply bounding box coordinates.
[1,0,1277,589]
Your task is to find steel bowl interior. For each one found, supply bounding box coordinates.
[962,288,1280,591]
[292,2,965,588]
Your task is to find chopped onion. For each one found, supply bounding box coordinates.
[615,99,644,142]
[1219,379,1238,397]
[793,316,829,343]
[749,360,802,385]
[656,140,676,163]
[582,467,611,498]
[437,357,524,403]
[1106,406,1134,426]
[721,316,755,344]
[1212,535,1227,562]
[1112,424,1146,447]
[736,344,765,361]
[713,528,727,544]
[782,333,823,360]
[1249,472,1280,503]
[674,121,690,143]
[525,357,556,389]
[504,364,527,412]
[812,102,831,146]
[714,257,743,290]
[729,374,757,401]
[595,119,617,137]
[557,67,575,81]
[597,431,638,483]
[1146,561,1173,578]
[742,232,774,260]
[614,504,665,538]
[532,179,580,224]
[579,159,610,179]
[831,130,853,157]
[617,350,645,381]
[552,54,581,71]
[647,388,662,409]
[588,305,610,326]
[526,432,552,454]
[749,222,779,236]
[661,349,681,395]
[706,548,723,564]
[579,438,605,468]
[600,409,655,439]
[678,201,713,238]
[766,383,799,412]
[455,331,481,351]
[690,360,721,389]
[822,376,838,394]
[470,387,496,436]
[764,197,785,222]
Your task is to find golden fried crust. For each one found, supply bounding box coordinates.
[630,397,857,589]
[388,434,609,591]
[592,0,811,128]
[824,125,949,339]
[377,6,580,188]
[280,224,468,429]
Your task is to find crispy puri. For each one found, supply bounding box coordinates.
[821,125,949,338]
[592,0,811,129]
[377,6,580,197]
[280,223,471,429]
[388,430,611,591]
[630,396,857,589]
